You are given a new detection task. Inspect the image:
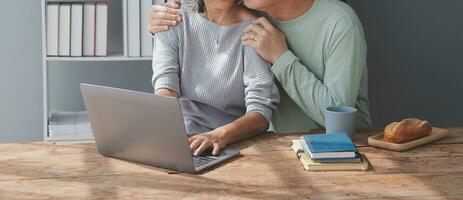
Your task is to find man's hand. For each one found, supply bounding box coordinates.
[149,0,182,33]
[188,130,226,156]
[241,17,289,64]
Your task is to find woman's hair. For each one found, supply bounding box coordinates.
[181,0,242,13]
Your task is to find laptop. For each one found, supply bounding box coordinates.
[80,83,240,173]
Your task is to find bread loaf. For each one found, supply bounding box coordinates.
[384,118,432,143]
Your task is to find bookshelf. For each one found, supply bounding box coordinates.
[41,0,156,142]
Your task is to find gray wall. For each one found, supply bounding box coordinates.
[1,0,462,143]
[349,0,463,127]
[0,1,43,143]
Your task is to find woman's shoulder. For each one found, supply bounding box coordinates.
[237,6,259,22]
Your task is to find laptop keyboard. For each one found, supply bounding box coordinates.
[193,156,218,168]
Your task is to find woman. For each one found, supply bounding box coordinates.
[151,0,372,133]
[152,0,280,156]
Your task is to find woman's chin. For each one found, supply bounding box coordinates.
[242,0,274,11]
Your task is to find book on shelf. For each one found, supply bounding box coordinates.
[140,0,153,57]
[71,3,83,57]
[291,139,368,171]
[95,2,108,56]
[128,0,141,57]
[82,2,96,56]
[58,3,71,56]
[47,3,59,56]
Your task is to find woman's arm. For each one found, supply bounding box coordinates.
[188,112,267,156]
[152,20,181,96]
[189,46,280,156]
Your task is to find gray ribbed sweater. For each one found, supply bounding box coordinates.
[152,8,280,134]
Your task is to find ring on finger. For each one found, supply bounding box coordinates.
[251,32,257,40]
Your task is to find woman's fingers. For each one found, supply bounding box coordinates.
[212,143,221,156]
[189,137,202,151]
[194,140,211,156]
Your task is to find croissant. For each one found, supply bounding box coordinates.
[384,118,432,143]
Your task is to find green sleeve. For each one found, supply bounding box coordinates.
[271,26,366,126]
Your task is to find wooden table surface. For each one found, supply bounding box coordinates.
[1,128,462,200]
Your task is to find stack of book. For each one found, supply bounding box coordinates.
[127,0,164,57]
[46,1,108,57]
[291,133,369,171]
[48,111,94,142]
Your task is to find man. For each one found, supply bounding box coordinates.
[150,0,371,132]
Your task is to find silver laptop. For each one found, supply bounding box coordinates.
[80,83,240,173]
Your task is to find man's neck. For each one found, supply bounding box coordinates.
[204,5,241,25]
[266,0,314,21]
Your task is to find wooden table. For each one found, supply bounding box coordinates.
[1,128,462,199]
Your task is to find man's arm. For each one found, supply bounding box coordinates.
[243,18,366,126]
[152,17,181,97]
[270,26,366,125]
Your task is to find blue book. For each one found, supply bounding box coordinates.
[300,133,357,159]
[304,133,356,153]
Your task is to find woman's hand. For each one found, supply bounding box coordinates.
[241,17,289,64]
[149,0,182,33]
[188,130,226,156]
[155,88,179,98]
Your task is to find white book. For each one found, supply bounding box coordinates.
[140,0,153,57]
[128,0,141,57]
[46,3,59,56]
[58,3,71,56]
[70,3,83,57]
[95,3,108,56]
[83,2,96,56]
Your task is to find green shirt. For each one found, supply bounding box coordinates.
[269,0,372,133]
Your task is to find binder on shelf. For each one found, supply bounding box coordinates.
[48,111,94,142]
[95,3,108,56]
[46,3,59,56]
[58,3,71,56]
[83,2,96,56]
[127,0,141,57]
[71,3,83,57]
[140,0,153,57]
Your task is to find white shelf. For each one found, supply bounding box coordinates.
[46,52,152,61]
[42,0,153,142]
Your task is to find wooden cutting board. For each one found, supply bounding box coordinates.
[368,127,449,152]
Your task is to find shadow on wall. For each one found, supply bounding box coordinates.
[349,0,463,127]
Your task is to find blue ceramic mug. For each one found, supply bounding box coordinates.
[325,106,357,138]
